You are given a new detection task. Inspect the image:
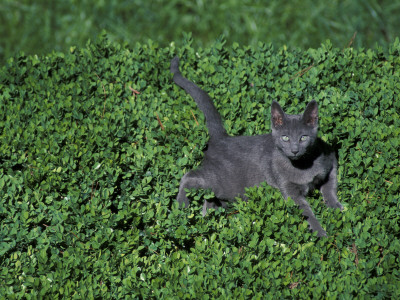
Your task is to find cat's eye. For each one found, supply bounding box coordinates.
[281,135,289,142]
[300,135,309,142]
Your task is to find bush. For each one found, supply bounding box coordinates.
[0,34,399,298]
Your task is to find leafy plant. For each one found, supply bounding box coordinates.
[0,34,399,298]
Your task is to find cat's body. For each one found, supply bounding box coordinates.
[171,56,343,237]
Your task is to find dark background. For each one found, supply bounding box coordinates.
[1,0,400,65]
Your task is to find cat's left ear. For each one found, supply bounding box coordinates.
[302,100,318,127]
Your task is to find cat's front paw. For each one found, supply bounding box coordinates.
[308,220,328,237]
[309,224,327,237]
[316,229,328,238]
[327,201,344,211]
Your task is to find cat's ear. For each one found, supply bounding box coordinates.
[271,101,285,127]
[302,100,318,127]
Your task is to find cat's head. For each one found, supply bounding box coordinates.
[271,100,318,160]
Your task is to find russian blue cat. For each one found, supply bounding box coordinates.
[171,56,343,237]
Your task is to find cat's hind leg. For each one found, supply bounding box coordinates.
[177,170,207,208]
[202,200,215,217]
[202,199,228,217]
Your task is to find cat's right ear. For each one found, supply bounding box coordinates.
[271,101,285,127]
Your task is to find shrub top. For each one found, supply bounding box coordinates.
[0,35,399,298]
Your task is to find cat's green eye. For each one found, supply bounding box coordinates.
[300,135,309,142]
[282,135,289,142]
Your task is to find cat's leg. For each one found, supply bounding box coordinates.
[320,166,343,210]
[282,184,327,237]
[202,199,228,217]
[202,200,217,217]
[177,170,206,208]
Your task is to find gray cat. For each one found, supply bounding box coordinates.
[171,56,343,237]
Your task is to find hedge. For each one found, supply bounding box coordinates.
[0,34,399,298]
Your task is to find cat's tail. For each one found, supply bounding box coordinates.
[171,56,227,138]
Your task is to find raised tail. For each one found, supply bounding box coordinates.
[171,56,227,138]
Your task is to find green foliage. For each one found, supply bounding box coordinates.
[2,0,400,64]
[1,34,400,298]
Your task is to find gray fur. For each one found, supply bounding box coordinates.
[171,56,343,237]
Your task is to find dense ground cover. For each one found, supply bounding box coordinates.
[0,35,399,298]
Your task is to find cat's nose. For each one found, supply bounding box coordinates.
[291,149,299,155]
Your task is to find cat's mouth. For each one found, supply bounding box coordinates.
[288,153,302,160]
